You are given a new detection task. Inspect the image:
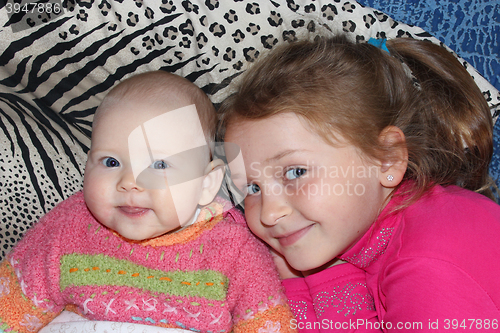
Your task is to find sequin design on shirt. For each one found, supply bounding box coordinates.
[343,227,394,268]
[288,300,309,320]
[313,282,375,317]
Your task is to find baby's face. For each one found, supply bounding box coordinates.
[83,99,211,240]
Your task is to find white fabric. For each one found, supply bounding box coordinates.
[40,310,192,333]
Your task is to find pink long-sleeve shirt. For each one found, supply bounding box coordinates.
[284,185,500,332]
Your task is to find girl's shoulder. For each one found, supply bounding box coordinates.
[408,185,499,221]
[395,185,500,258]
[383,186,500,309]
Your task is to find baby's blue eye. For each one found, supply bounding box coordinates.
[246,183,261,195]
[103,157,120,168]
[285,168,307,180]
[151,160,169,170]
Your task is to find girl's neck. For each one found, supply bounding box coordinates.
[302,258,348,277]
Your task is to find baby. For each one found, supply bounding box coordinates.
[0,71,295,333]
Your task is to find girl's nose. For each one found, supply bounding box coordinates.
[260,184,292,226]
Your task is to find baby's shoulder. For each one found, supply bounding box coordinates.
[34,191,94,232]
[208,208,265,247]
[9,191,94,260]
[215,212,253,238]
[46,190,87,214]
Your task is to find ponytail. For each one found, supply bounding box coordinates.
[387,38,494,200]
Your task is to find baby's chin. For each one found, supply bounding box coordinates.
[112,227,180,243]
[93,206,200,241]
[100,218,181,242]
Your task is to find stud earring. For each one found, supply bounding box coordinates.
[386,174,394,182]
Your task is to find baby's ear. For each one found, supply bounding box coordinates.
[377,126,408,188]
[198,159,225,206]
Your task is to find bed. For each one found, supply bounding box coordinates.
[0,0,498,332]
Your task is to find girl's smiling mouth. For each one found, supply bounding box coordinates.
[276,224,314,247]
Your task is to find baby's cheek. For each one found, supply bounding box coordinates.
[84,178,112,218]
[243,198,261,229]
[83,168,104,194]
[85,194,106,219]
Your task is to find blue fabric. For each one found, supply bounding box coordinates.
[358,0,500,92]
[492,119,500,201]
[359,0,500,199]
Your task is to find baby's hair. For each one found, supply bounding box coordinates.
[96,71,217,145]
[218,35,494,204]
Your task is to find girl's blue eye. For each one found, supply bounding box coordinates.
[151,160,169,170]
[103,157,120,168]
[285,168,306,180]
[246,183,261,195]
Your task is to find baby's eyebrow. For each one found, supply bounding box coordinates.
[87,149,111,156]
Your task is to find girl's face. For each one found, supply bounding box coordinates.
[225,113,392,271]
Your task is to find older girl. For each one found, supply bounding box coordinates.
[220,35,500,331]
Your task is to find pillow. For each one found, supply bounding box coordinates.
[1,0,498,260]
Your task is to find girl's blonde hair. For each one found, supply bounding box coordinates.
[218,35,494,204]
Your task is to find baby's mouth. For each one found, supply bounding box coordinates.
[118,206,150,216]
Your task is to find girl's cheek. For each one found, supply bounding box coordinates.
[290,177,314,199]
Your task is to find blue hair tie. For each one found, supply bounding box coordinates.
[368,38,390,54]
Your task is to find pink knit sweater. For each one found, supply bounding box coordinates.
[284,185,500,332]
[0,191,296,333]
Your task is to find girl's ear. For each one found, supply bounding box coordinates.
[378,126,408,188]
[198,159,225,206]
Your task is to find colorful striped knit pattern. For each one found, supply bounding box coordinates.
[0,191,296,333]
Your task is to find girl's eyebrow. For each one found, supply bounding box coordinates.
[264,149,309,164]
